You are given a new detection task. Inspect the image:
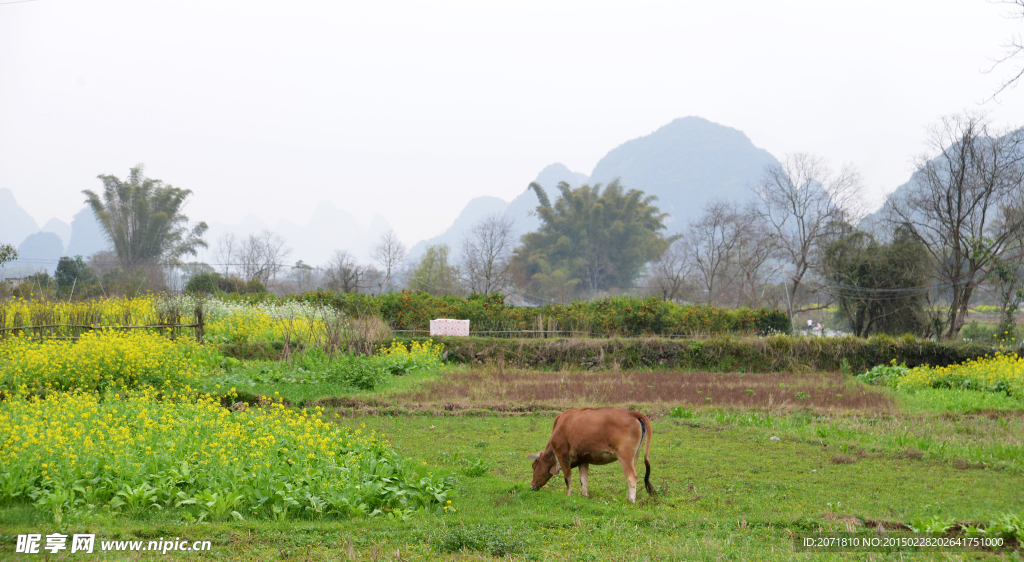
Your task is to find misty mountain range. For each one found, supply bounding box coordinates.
[3,116,817,274]
[408,117,779,259]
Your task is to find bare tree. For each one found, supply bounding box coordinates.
[686,200,745,305]
[753,152,863,317]
[646,237,692,302]
[87,250,120,279]
[459,214,516,294]
[244,230,291,286]
[324,250,368,293]
[215,230,291,286]
[361,266,384,295]
[887,112,1024,338]
[989,1,1024,97]
[733,205,778,308]
[370,230,406,294]
[213,233,238,276]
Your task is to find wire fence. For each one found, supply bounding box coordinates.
[0,322,205,342]
[389,329,759,340]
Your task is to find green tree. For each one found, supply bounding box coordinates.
[84,165,208,270]
[0,244,16,267]
[185,272,221,295]
[821,227,932,337]
[512,180,670,300]
[291,260,316,292]
[54,256,98,297]
[408,244,460,296]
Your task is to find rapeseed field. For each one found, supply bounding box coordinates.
[899,352,1024,398]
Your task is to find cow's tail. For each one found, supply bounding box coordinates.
[632,411,655,497]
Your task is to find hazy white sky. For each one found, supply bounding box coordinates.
[3,0,1024,246]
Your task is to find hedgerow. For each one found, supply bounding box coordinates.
[403,333,995,373]
[288,291,791,336]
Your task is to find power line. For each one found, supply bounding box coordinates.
[3,258,301,268]
[0,0,38,5]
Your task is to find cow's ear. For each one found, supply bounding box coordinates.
[526,453,540,460]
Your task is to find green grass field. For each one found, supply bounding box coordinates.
[2,359,1023,561]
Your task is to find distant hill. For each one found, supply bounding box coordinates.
[0,190,110,269]
[65,207,111,258]
[0,188,39,247]
[405,118,774,262]
[407,196,511,260]
[532,163,589,192]
[858,137,985,235]
[275,201,369,265]
[407,163,591,261]
[412,118,780,261]
[2,117,781,273]
[41,218,72,248]
[16,232,64,272]
[588,116,779,230]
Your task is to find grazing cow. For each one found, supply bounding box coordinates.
[527,407,654,502]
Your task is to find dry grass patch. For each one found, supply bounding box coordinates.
[394,368,897,414]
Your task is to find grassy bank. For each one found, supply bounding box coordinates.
[397,334,1000,373]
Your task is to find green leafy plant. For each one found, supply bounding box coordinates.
[858,360,909,388]
[459,457,494,477]
[907,515,956,536]
[965,513,1024,542]
[669,406,695,419]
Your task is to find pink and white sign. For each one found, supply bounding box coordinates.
[429,319,470,336]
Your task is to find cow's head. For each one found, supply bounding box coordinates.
[526,451,560,491]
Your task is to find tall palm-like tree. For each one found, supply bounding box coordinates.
[84,165,208,270]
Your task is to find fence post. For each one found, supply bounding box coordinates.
[195,304,205,343]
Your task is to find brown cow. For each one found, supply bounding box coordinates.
[527,408,654,502]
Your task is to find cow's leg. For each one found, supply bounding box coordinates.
[557,454,572,496]
[619,458,638,503]
[579,464,589,497]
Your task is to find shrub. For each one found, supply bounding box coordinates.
[185,272,220,295]
[960,320,997,342]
